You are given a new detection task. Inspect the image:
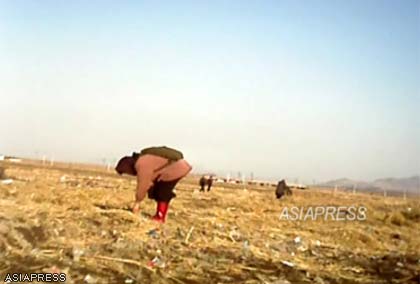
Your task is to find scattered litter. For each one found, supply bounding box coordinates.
[310,249,319,257]
[148,256,165,268]
[72,247,84,262]
[315,240,321,247]
[396,262,404,268]
[345,267,363,274]
[294,236,301,244]
[297,245,308,252]
[281,260,295,268]
[243,240,250,251]
[184,226,194,244]
[1,179,13,185]
[124,279,134,284]
[84,274,97,284]
[229,229,241,242]
[147,229,159,239]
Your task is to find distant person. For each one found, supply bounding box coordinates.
[276,179,292,199]
[199,176,206,192]
[207,175,214,192]
[115,146,192,223]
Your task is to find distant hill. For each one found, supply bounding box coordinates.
[372,176,420,194]
[319,178,372,189]
[317,176,420,196]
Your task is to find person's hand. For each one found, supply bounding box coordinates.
[132,202,141,214]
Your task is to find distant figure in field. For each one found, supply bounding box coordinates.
[276,179,292,199]
[199,176,207,192]
[115,146,192,223]
[207,175,214,192]
[199,175,214,192]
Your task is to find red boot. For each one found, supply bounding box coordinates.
[152,202,169,223]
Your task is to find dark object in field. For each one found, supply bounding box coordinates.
[199,176,206,192]
[199,176,214,192]
[276,179,292,199]
[207,176,213,192]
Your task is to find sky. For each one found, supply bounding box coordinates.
[0,0,419,183]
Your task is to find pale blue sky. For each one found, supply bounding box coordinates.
[0,0,419,182]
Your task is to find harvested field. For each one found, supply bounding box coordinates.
[0,161,419,283]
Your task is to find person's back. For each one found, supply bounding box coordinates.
[276,179,291,199]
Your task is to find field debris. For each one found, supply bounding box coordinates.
[0,160,419,283]
[84,274,97,284]
[148,256,166,268]
[72,247,85,262]
[1,178,13,185]
[184,226,194,244]
[280,260,295,268]
[147,228,160,239]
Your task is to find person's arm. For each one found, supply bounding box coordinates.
[132,160,155,214]
[136,168,154,202]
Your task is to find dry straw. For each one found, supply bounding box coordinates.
[0,160,419,283]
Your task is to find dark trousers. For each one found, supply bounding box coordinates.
[148,179,180,202]
[200,182,205,192]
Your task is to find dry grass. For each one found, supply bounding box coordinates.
[0,166,6,180]
[0,160,419,284]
